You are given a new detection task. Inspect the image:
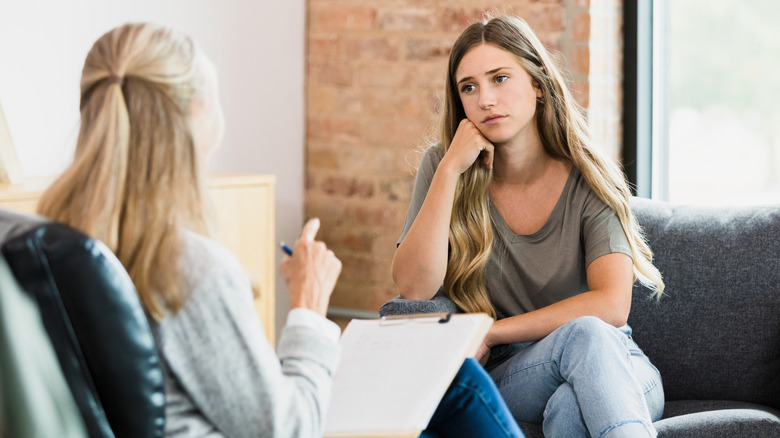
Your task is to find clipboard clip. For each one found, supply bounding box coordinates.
[380,312,453,325]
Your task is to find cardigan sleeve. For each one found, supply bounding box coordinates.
[159,232,340,438]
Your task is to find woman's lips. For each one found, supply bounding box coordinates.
[482,114,506,125]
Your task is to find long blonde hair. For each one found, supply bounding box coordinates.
[37,23,211,320]
[438,16,664,317]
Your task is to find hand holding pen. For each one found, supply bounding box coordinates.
[278,218,342,317]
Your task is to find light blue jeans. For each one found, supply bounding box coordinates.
[485,316,664,438]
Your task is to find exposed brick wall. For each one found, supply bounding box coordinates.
[305,0,621,315]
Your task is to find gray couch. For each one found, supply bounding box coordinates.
[380,197,780,437]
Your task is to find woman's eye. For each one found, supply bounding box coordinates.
[460,84,475,94]
[495,75,508,84]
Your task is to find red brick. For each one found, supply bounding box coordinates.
[379,177,414,202]
[322,227,376,253]
[441,7,487,32]
[307,35,341,63]
[361,118,431,148]
[308,62,353,87]
[344,36,402,62]
[572,12,590,42]
[362,90,424,118]
[357,62,412,88]
[309,6,377,31]
[330,286,374,310]
[307,147,340,171]
[334,254,377,285]
[308,85,362,114]
[525,4,564,33]
[377,8,437,31]
[320,175,375,198]
[571,45,590,75]
[307,117,360,142]
[414,62,448,89]
[406,37,455,60]
[352,204,398,228]
[305,196,343,224]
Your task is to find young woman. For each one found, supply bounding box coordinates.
[393,16,666,438]
[38,22,525,438]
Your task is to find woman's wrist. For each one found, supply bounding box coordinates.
[437,156,465,181]
[484,325,498,348]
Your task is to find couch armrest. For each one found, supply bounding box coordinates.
[379,289,461,317]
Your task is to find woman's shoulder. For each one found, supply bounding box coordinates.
[177,230,251,298]
[421,143,444,164]
[411,143,444,181]
[569,166,605,205]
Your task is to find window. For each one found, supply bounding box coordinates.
[624,0,780,205]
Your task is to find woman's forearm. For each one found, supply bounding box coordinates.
[488,288,631,346]
[392,165,460,299]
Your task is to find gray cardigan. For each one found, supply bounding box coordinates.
[157,231,340,438]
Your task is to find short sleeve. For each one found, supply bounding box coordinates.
[581,194,633,267]
[397,146,443,246]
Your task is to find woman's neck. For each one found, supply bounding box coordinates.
[491,130,554,187]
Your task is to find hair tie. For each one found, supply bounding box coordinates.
[107,74,124,86]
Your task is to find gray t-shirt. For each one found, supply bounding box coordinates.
[398,146,632,320]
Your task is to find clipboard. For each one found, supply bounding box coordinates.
[323,313,493,438]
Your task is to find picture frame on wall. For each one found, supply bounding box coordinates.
[0,101,22,184]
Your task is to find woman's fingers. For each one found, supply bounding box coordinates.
[481,142,494,170]
[448,119,494,174]
[299,218,320,242]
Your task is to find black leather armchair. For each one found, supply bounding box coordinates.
[0,213,165,438]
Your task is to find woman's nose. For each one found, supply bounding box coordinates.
[478,88,496,110]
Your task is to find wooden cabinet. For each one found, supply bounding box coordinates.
[0,174,277,346]
[208,174,276,346]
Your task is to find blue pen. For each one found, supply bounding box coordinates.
[280,242,293,256]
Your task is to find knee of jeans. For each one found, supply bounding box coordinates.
[557,316,627,353]
[564,316,614,338]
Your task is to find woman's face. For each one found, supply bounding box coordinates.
[454,43,542,146]
[190,54,225,158]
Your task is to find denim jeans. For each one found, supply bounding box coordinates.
[421,358,526,438]
[485,316,664,438]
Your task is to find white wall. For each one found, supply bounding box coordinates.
[0,0,304,340]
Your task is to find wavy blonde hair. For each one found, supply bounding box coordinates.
[437,16,664,317]
[37,23,211,320]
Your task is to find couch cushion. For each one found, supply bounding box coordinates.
[654,400,780,437]
[628,198,780,410]
[378,290,461,317]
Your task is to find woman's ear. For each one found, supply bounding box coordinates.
[532,80,543,99]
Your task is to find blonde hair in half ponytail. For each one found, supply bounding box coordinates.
[37,23,212,320]
[437,16,664,317]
